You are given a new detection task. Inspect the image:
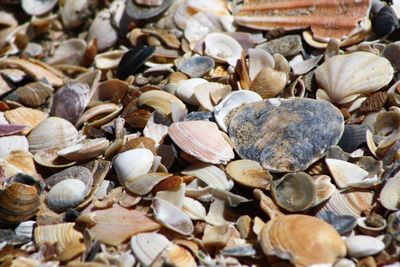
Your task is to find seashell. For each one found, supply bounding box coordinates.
[50,82,90,124]
[138,90,187,117]
[318,211,357,235]
[175,78,208,105]
[88,10,119,52]
[116,46,155,80]
[152,197,194,236]
[5,81,53,108]
[290,55,323,76]
[114,148,154,186]
[0,135,29,159]
[248,48,275,80]
[125,172,171,196]
[229,98,344,172]
[22,0,57,16]
[373,5,399,38]
[178,56,215,78]
[315,52,394,104]
[357,215,386,236]
[312,175,336,206]
[5,150,36,177]
[380,174,400,211]
[168,121,234,165]
[0,124,27,137]
[47,179,88,211]
[59,242,86,262]
[184,12,222,48]
[214,90,262,132]
[375,109,400,136]
[235,0,370,40]
[120,137,156,154]
[126,0,173,20]
[131,233,171,266]
[202,224,239,247]
[271,172,316,212]
[345,235,385,258]
[57,138,109,161]
[33,148,76,169]
[45,166,93,190]
[123,107,152,129]
[249,67,287,99]
[0,182,40,223]
[316,189,374,218]
[27,117,78,153]
[90,79,129,106]
[95,50,127,70]
[259,214,346,266]
[60,0,91,30]
[258,35,302,58]
[193,83,226,111]
[338,124,368,153]
[226,159,272,189]
[204,33,243,66]
[182,163,232,190]
[156,183,186,208]
[47,39,87,65]
[359,91,388,113]
[182,197,206,221]
[75,103,120,128]
[382,43,400,71]
[34,223,83,252]
[325,159,369,189]
[388,211,400,242]
[15,221,35,238]
[4,107,48,135]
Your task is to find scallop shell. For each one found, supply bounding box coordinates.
[260,215,346,266]
[130,233,171,266]
[0,135,29,159]
[57,138,109,161]
[168,121,234,164]
[113,148,154,186]
[0,182,40,224]
[315,52,394,104]
[4,107,48,135]
[235,0,371,40]
[47,179,88,211]
[380,174,400,211]
[204,33,243,66]
[271,172,316,212]
[152,197,194,236]
[34,223,83,252]
[182,163,232,190]
[27,117,79,153]
[226,159,272,189]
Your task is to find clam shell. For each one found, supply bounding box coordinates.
[47,39,87,65]
[27,117,79,153]
[131,233,171,266]
[60,0,91,30]
[379,174,400,211]
[182,163,232,190]
[271,172,316,212]
[214,90,262,132]
[168,121,234,164]
[88,10,118,52]
[165,244,196,267]
[5,81,53,108]
[4,107,48,135]
[345,235,385,258]
[194,83,227,111]
[204,33,243,66]
[325,159,369,189]
[34,223,83,251]
[182,197,206,221]
[248,48,274,80]
[259,215,346,266]
[45,166,93,190]
[258,35,302,58]
[0,135,29,159]
[138,90,187,117]
[125,172,172,196]
[47,179,88,211]
[75,103,120,128]
[152,197,194,236]
[113,148,154,186]
[175,78,208,105]
[229,98,344,172]
[235,0,370,40]
[178,56,215,78]
[226,159,272,189]
[249,67,287,99]
[6,150,36,176]
[0,182,40,223]
[57,138,109,161]
[315,52,394,104]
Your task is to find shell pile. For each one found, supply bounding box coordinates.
[1,0,400,266]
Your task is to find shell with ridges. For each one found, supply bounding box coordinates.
[34,223,83,252]
[4,107,48,135]
[130,233,171,266]
[138,90,187,117]
[182,163,232,190]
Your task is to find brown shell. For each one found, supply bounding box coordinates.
[235,0,371,40]
[359,91,388,112]
[4,107,48,135]
[119,137,157,154]
[0,182,40,223]
[5,81,53,108]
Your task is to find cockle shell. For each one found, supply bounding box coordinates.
[235,0,371,40]
[131,233,171,266]
[204,33,243,66]
[47,179,88,211]
[34,223,83,252]
[27,117,79,153]
[315,52,393,104]
[259,215,346,266]
[168,121,234,164]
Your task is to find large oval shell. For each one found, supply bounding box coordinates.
[168,121,234,164]
[315,52,394,104]
[47,179,87,212]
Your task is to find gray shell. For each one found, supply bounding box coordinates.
[228,98,344,172]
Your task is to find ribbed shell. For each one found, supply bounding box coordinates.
[34,223,83,251]
[47,179,87,211]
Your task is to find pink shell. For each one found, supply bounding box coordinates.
[0,124,27,137]
[168,121,234,164]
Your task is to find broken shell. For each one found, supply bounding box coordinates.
[0,182,40,223]
[271,172,316,212]
[204,33,243,66]
[27,117,79,153]
[34,223,83,252]
[125,172,171,196]
[194,82,226,111]
[319,211,357,235]
[165,244,196,267]
[0,125,27,137]
[182,197,206,221]
[168,121,234,164]
[33,148,76,169]
[345,235,385,258]
[229,98,344,172]
[379,174,400,211]
[95,50,126,70]
[249,67,287,99]
[259,215,346,266]
[312,175,336,206]
[315,52,394,104]
[182,163,232,190]
[359,91,388,113]
[47,179,88,211]
[178,56,215,78]
[248,48,274,80]
[0,135,29,159]
[119,137,156,154]
[88,10,118,52]
[175,78,208,105]
[5,82,53,108]
[235,0,370,40]
[15,221,35,238]
[152,197,194,235]
[138,90,186,117]
[325,159,369,189]
[226,159,272,189]
[357,216,387,235]
[130,232,171,266]
[4,107,48,135]
[47,39,87,65]
[57,138,109,161]
[22,0,57,16]
[214,90,262,132]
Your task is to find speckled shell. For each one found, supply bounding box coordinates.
[229,98,344,172]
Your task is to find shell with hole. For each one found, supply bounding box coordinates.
[46,179,88,212]
[315,52,394,104]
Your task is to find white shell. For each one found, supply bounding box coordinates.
[248,48,274,80]
[380,174,400,210]
[0,136,29,159]
[156,184,186,209]
[113,148,154,186]
[131,232,171,266]
[325,159,369,189]
[204,33,243,66]
[57,138,109,161]
[345,235,385,258]
[175,78,208,105]
[15,220,36,238]
[315,52,394,104]
[214,90,262,132]
[182,163,232,190]
[47,179,87,211]
[125,172,171,196]
[182,197,206,220]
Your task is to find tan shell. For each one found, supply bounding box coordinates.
[4,107,48,135]
[6,150,37,176]
[168,121,234,164]
[250,67,287,99]
[380,174,400,211]
[34,223,83,252]
[75,103,120,128]
[259,215,346,266]
[182,163,232,190]
[57,138,109,161]
[0,182,40,224]
[27,117,79,153]
[138,90,187,117]
[226,159,272,189]
[5,81,53,108]
[125,172,172,196]
[33,148,76,169]
[315,52,394,104]
[130,233,171,266]
[165,244,196,267]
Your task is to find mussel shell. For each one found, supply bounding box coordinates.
[183,111,214,121]
[126,0,173,20]
[338,124,367,153]
[116,46,155,80]
[373,6,399,38]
